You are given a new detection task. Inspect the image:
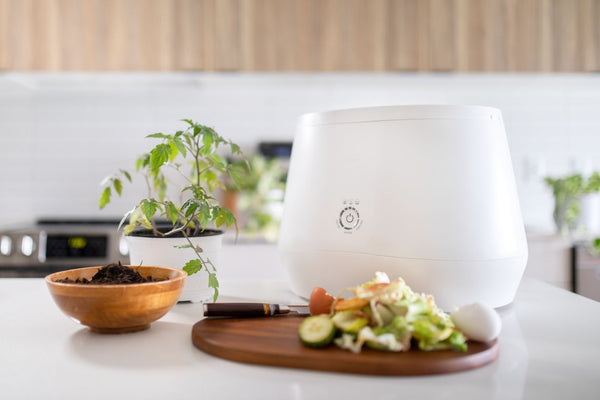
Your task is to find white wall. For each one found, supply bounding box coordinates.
[1,72,599,231]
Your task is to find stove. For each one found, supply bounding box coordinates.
[0,219,129,277]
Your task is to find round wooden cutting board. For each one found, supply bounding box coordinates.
[191,316,499,376]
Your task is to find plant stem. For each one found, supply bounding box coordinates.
[144,174,153,200]
[182,230,215,288]
[166,163,194,186]
[150,217,159,236]
[193,132,203,237]
[163,208,194,236]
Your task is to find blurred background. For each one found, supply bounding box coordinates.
[1,0,600,292]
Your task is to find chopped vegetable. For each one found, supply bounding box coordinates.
[332,310,369,333]
[334,297,369,311]
[298,315,336,348]
[308,286,336,315]
[298,272,468,353]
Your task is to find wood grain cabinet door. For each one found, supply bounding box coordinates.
[0,0,598,72]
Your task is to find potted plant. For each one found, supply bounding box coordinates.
[544,172,600,237]
[99,119,246,302]
[224,154,288,242]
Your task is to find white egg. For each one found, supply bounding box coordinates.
[451,302,502,342]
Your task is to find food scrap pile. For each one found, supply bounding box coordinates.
[299,272,468,353]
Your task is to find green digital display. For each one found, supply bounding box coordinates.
[67,237,87,249]
[46,235,107,259]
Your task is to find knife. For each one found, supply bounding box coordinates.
[203,302,310,317]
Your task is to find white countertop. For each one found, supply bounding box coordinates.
[1,244,600,400]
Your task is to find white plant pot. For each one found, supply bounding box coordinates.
[125,231,224,303]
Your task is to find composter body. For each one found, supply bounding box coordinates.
[278,105,528,310]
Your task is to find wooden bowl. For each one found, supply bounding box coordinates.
[45,265,186,334]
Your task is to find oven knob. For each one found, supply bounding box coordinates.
[20,235,35,257]
[0,235,12,256]
[119,237,129,256]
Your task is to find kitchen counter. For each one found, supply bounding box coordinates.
[1,244,599,400]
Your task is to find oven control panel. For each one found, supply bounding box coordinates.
[0,221,130,277]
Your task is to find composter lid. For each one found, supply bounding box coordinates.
[299,105,502,126]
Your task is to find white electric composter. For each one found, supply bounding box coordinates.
[278,105,528,310]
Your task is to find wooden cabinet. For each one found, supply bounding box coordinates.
[0,0,598,71]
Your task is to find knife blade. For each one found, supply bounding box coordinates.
[203,302,310,317]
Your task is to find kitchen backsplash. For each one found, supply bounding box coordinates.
[1,72,599,232]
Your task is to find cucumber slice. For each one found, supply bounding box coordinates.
[298,315,336,348]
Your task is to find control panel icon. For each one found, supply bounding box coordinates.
[338,204,361,232]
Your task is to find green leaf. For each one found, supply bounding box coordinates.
[184,202,198,218]
[135,157,144,171]
[150,144,171,172]
[209,153,226,170]
[208,272,219,302]
[165,202,179,225]
[181,119,194,126]
[202,128,214,151]
[184,184,208,199]
[99,187,111,209]
[140,199,158,221]
[136,154,150,171]
[168,141,179,162]
[120,170,132,183]
[183,259,203,275]
[200,169,218,191]
[585,172,600,193]
[224,208,236,227]
[229,141,241,155]
[215,208,226,227]
[208,272,218,288]
[183,133,193,148]
[227,168,244,190]
[146,132,170,139]
[180,197,199,214]
[140,217,153,229]
[113,178,123,196]
[201,170,218,182]
[180,197,194,209]
[153,173,167,201]
[214,208,235,228]
[172,138,187,158]
[198,211,210,228]
[122,210,144,235]
[118,208,135,231]
[122,223,136,235]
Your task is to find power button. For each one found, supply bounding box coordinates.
[339,206,360,231]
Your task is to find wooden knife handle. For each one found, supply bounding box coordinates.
[203,302,281,317]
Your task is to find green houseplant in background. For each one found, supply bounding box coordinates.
[544,172,600,236]
[99,119,246,302]
[225,155,287,242]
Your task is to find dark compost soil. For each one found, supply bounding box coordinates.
[55,262,166,284]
